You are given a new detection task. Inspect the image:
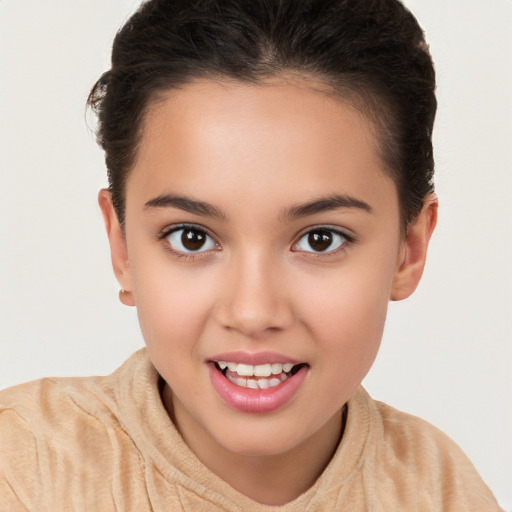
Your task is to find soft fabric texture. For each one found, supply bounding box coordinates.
[0,349,502,511]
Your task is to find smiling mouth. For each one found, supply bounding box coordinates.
[213,361,308,390]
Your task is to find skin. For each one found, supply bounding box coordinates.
[100,78,437,505]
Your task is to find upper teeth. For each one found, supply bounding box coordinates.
[217,361,294,377]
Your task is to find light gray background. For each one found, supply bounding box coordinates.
[1,1,510,508]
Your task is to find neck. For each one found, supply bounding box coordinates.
[213,413,344,505]
[163,384,346,506]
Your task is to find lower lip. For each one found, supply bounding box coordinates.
[208,364,308,414]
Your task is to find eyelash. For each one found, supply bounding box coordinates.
[158,224,355,260]
[291,226,355,257]
[159,224,220,260]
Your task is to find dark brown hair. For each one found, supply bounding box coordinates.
[88,0,436,229]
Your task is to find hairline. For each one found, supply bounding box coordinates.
[118,72,410,233]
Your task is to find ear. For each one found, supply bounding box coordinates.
[98,189,135,306]
[391,195,438,301]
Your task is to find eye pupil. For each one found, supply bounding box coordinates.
[182,229,206,251]
[308,230,332,251]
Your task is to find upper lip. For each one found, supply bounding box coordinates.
[208,351,304,366]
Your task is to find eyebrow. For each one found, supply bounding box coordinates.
[144,193,372,221]
[283,194,373,220]
[144,194,227,220]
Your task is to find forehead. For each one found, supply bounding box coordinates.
[140,78,377,157]
[128,78,397,217]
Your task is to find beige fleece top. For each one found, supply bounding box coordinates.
[0,349,502,511]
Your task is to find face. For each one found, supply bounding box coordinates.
[101,79,436,461]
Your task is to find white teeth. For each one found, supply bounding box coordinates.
[236,363,254,376]
[246,379,259,389]
[271,363,283,375]
[225,372,291,389]
[234,377,246,387]
[217,361,297,377]
[217,360,303,389]
[253,363,272,377]
[257,379,269,389]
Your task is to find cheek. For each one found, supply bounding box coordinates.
[309,283,388,356]
[130,259,215,353]
[298,256,396,373]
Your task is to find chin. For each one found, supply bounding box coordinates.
[211,417,318,458]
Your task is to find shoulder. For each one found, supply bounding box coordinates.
[0,351,151,511]
[0,349,149,426]
[373,397,465,462]
[355,389,503,511]
[0,350,153,444]
[373,397,480,476]
[0,370,119,435]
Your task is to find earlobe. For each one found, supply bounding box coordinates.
[98,189,135,307]
[391,195,438,301]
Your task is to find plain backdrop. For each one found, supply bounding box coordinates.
[1,0,511,508]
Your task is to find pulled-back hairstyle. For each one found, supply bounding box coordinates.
[88,0,436,229]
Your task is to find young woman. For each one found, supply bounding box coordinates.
[0,0,505,509]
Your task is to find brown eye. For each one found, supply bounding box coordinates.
[295,228,347,253]
[166,227,218,253]
[308,231,333,251]
[182,229,207,250]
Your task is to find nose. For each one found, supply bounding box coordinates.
[216,251,294,338]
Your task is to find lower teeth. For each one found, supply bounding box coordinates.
[225,373,287,389]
